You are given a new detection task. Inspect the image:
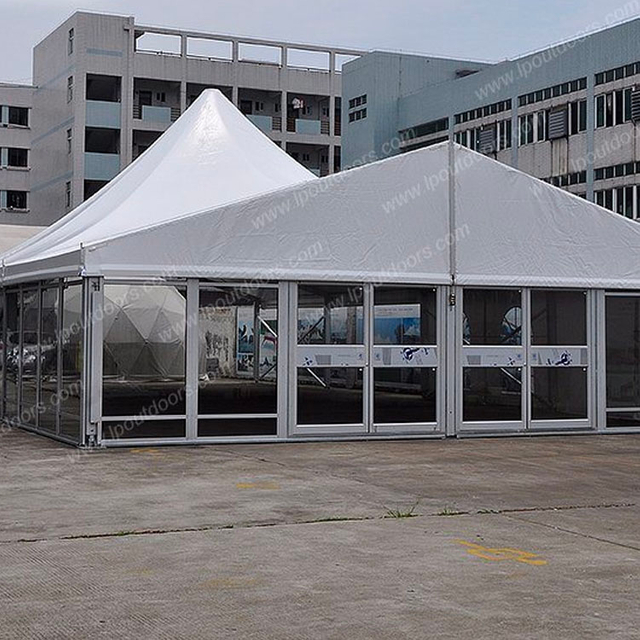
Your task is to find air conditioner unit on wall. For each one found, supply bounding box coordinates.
[630,90,640,122]
[548,108,568,140]
[478,126,497,154]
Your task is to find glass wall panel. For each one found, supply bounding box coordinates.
[60,283,84,440]
[0,291,4,418]
[298,284,363,345]
[297,368,363,424]
[607,411,640,428]
[4,291,19,420]
[463,367,522,422]
[463,289,522,345]
[373,287,436,345]
[102,419,185,440]
[102,284,187,422]
[39,287,59,434]
[531,290,586,345]
[20,289,39,428]
[198,418,276,437]
[374,368,436,424]
[532,368,588,420]
[198,287,278,421]
[606,296,640,408]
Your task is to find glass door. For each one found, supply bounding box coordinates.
[605,293,640,429]
[372,286,440,434]
[530,290,591,430]
[293,284,367,435]
[458,288,524,432]
[197,285,279,439]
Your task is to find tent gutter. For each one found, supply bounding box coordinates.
[0,249,84,286]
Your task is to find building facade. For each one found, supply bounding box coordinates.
[0,83,33,225]
[29,11,362,226]
[342,18,640,219]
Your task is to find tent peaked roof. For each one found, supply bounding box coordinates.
[3,89,313,266]
[6,141,640,290]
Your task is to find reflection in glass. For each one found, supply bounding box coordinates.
[102,284,187,422]
[0,293,4,419]
[20,290,39,428]
[607,411,640,428]
[606,297,640,408]
[39,287,59,433]
[4,291,19,420]
[463,289,521,345]
[463,367,522,422]
[198,287,278,425]
[198,418,276,437]
[532,290,586,345]
[532,368,587,420]
[102,419,186,439]
[374,368,436,423]
[60,283,84,440]
[297,368,363,424]
[298,284,363,345]
[374,287,436,345]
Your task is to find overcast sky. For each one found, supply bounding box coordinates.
[2,0,640,83]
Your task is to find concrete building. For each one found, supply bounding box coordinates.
[342,18,640,219]
[29,11,362,226]
[0,83,34,225]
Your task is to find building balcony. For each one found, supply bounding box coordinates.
[86,100,121,128]
[286,119,331,135]
[133,105,181,123]
[246,114,282,133]
[84,152,121,181]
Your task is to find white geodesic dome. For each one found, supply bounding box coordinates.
[102,284,187,379]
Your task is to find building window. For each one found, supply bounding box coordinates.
[66,128,73,154]
[595,61,640,86]
[6,190,27,210]
[348,94,367,110]
[68,28,74,55]
[455,99,512,125]
[595,186,638,218]
[400,117,448,139]
[569,100,587,134]
[2,106,29,127]
[349,108,367,123]
[595,89,633,128]
[518,78,587,107]
[6,148,28,168]
[536,111,547,142]
[519,113,534,145]
[498,119,512,150]
[67,76,74,103]
[65,181,72,209]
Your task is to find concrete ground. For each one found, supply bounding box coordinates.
[0,429,639,639]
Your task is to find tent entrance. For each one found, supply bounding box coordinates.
[291,284,443,437]
[456,288,593,434]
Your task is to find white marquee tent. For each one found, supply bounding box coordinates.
[2,90,640,446]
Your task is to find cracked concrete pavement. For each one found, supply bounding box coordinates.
[1,428,639,638]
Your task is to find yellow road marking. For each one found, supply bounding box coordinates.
[236,481,280,490]
[456,540,548,566]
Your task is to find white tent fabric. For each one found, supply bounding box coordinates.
[6,142,640,289]
[0,225,45,254]
[2,89,313,267]
[453,146,640,287]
